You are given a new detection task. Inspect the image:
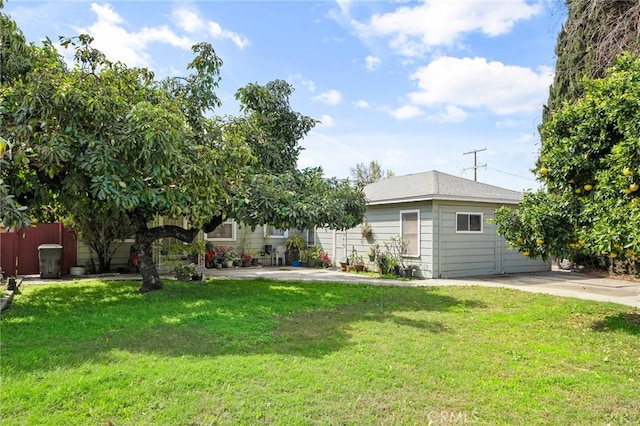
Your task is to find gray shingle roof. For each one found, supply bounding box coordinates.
[363,170,523,205]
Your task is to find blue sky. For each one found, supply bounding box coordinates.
[4,0,566,191]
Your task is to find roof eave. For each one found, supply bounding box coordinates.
[366,195,522,206]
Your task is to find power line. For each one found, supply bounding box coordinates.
[487,167,536,182]
[463,148,487,181]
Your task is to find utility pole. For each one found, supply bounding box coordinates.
[463,148,487,181]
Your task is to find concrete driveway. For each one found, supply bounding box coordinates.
[202,266,640,309]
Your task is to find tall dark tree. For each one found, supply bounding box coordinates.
[544,0,640,119]
[0,11,366,292]
[495,1,640,274]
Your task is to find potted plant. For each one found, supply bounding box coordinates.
[368,244,378,262]
[349,246,365,272]
[361,222,373,239]
[241,251,253,267]
[300,248,311,266]
[285,235,305,264]
[339,256,349,272]
[318,251,332,268]
[224,248,237,268]
[175,263,197,281]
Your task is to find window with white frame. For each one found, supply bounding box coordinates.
[456,212,483,233]
[206,220,236,241]
[400,210,420,256]
[264,226,288,239]
[306,228,317,246]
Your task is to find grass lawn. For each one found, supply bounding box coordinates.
[1,278,638,425]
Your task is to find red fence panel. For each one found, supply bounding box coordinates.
[0,224,77,276]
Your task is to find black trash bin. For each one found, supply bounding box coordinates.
[38,244,63,278]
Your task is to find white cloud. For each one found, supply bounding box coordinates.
[319,114,335,127]
[353,100,371,109]
[388,104,424,120]
[351,0,541,57]
[365,55,381,71]
[429,105,468,123]
[312,89,342,106]
[207,21,249,49]
[408,57,553,114]
[287,74,316,92]
[172,9,205,33]
[172,6,248,49]
[74,3,193,68]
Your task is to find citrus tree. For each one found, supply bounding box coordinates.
[0,11,366,292]
[495,54,640,273]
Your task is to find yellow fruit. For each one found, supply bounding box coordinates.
[609,252,618,259]
[584,184,593,191]
[0,139,6,157]
[536,238,544,245]
[575,188,582,194]
[522,251,530,257]
[578,239,585,245]
[632,198,639,204]
[623,188,631,195]
[539,167,548,175]
[630,183,639,192]
[516,237,524,243]
[623,168,632,176]
[614,243,621,249]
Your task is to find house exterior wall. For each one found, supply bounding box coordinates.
[77,240,132,272]
[76,221,309,271]
[432,201,549,278]
[316,202,435,277]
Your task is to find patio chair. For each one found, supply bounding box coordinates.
[273,246,286,266]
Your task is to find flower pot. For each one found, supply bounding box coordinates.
[354,264,365,272]
[226,261,233,268]
[368,254,376,262]
[70,266,86,276]
[176,274,191,282]
[339,262,348,272]
[216,263,222,269]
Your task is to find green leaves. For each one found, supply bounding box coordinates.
[498,54,640,268]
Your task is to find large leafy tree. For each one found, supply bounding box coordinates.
[350,160,394,186]
[0,11,366,292]
[495,0,640,275]
[495,54,640,272]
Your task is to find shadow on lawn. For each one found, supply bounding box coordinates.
[591,311,640,335]
[2,278,486,372]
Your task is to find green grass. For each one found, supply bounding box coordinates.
[1,278,638,425]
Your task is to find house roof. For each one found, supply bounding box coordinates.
[363,170,523,205]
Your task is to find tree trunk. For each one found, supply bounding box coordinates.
[137,238,162,293]
[134,215,224,293]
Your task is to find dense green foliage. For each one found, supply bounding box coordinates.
[496,54,640,271]
[497,1,640,274]
[0,9,366,289]
[545,0,640,118]
[2,279,638,424]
